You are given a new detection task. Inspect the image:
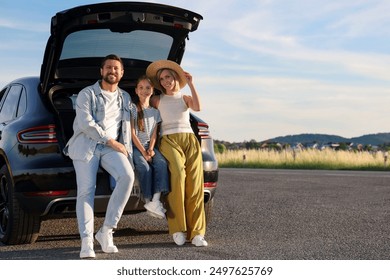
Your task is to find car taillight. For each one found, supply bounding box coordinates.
[198,122,210,139]
[24,190,69,197]
[204,182,217,188]
[17,125,58,144]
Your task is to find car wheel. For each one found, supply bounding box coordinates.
[204,197,214,224]
[0,165,41,245]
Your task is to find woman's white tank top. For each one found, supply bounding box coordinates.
[159,92,193,136]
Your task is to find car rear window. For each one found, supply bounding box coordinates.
[60,29,173,62]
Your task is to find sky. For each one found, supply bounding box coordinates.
[1,0,390,143]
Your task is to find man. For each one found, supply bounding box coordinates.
[64,54,134,259]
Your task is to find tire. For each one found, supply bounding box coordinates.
[204,197,214,225]
[0,165,41,245]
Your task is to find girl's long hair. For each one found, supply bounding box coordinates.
[135,75,153,132]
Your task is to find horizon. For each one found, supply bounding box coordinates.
[215,131,390,143]
[1,0,390,142]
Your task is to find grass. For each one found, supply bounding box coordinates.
[216,148,390,171]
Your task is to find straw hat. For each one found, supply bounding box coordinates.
[146,60,187,91]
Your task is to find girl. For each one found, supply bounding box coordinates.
[146,60,208,247]
[131,75,169,219]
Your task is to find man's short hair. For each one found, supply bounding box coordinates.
[101,54,124,69]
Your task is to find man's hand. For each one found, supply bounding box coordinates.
[107,139,128,156]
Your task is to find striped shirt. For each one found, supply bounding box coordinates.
[130,103,161,148]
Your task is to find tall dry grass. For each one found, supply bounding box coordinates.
[216,148,390,170]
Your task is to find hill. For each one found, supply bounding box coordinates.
[266,132,390,146]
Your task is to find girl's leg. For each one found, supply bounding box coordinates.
[132,148,153,200]
[151,148,170,196]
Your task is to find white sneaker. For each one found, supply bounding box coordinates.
[159,201,167,213]
[191,235,208,247]
[144,201,166,219]
[173,232,186,246]
[95,228,118,253]
[80,237,95,259]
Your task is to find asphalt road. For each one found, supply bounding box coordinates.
[1,168,390,260]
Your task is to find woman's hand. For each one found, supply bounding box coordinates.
[184,71,193,84]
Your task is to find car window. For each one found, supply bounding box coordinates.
[0,88,7,102]
[60,29,173,62]
[0,88,8,114]
[16,87,27,118]
[0,85,23,123]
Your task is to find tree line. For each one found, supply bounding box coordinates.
[213,139,390,154]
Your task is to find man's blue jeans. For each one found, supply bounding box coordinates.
[73,144,134,239]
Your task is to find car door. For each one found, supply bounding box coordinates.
[0,84,27,150]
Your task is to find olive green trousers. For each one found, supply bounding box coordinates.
[160,133,206,240]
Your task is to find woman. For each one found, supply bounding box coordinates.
[146,60,208,247]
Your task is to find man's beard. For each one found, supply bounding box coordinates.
[103,73,119,85]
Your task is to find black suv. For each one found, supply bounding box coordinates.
[0,2,218,245]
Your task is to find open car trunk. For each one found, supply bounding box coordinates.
[40,2,202,95]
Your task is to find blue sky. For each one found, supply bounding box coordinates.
[1,0,390,142]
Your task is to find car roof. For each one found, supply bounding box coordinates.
[40,2,202,94]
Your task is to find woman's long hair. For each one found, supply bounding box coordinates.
[156,68,181,93]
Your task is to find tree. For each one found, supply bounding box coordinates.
[245,139,259,150]
[214,143,226,154]
[338,142,348,151]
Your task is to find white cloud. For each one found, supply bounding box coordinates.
[329,1,390,37]
[0,18,47,33]
[210,1,390,83]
